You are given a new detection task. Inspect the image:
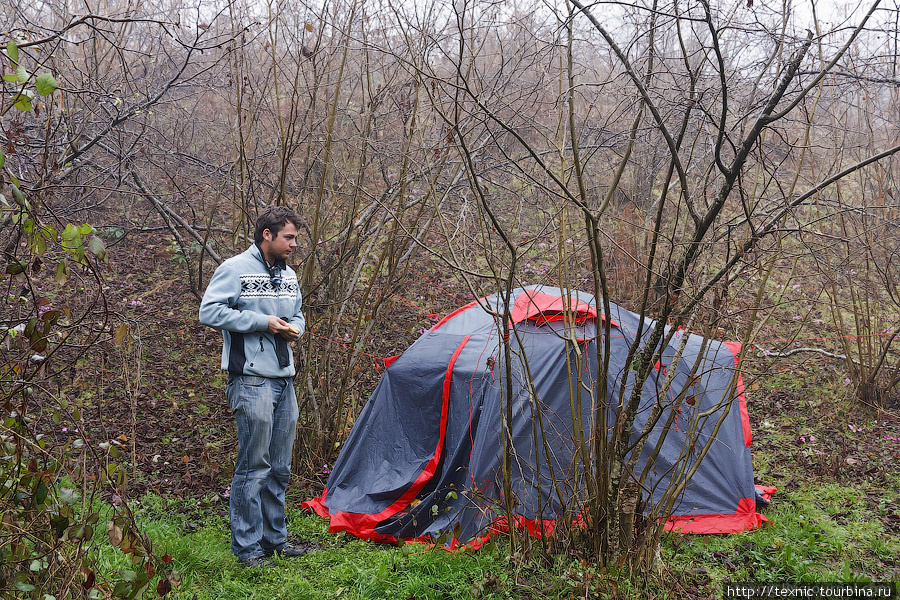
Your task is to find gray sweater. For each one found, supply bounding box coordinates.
[199,244,305,377]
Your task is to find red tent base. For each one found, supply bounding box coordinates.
[302,486,777,550]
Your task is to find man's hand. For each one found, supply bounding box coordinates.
[267,316,300,341]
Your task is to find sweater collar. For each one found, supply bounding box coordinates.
[253,241,286,272]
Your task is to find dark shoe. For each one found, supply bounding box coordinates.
[240,555,275,568]
[264,543,307,558]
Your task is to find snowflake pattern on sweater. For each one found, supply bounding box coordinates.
[240,274,300,299]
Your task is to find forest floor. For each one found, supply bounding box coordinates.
[34,240,900,598]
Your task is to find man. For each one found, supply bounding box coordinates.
[199,206,306,567]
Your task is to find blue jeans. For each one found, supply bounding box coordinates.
[226,374,299,561]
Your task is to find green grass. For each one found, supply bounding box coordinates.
[665,481,900,591]
[118,485,900,600]
[78,480,900,598]
[119,503,509,600]
[90,495,654,599]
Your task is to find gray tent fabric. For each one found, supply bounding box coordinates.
[304,286,771,548]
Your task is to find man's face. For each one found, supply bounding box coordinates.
[262,222,299,262]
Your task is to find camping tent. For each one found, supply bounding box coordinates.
[304,286,772,548]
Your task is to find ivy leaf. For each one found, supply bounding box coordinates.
[35,73,58,96]
[6,41,18,64]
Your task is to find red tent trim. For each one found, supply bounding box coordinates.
[302,493,559,550]
[755,485,777,502]
[301,335,471,538]
[303,498,773,550]
[511,290,595,323]
[430,300,479,332]
[302,488,432,545]
[510,290,618,327]
[305,493,775,548]
[446,515,558,551]
[723,341,751,447]
[432,292,618,335]
[664,497,770,534]
[302,489,329,518]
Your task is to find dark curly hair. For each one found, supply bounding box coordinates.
[254,206,302,244]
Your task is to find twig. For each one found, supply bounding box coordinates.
[129,171,222,264]
[756,345,849,361]
[756,346,900,373]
